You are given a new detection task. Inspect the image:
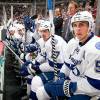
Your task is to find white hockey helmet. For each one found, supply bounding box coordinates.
[39,20,51,31]
[71,11,94,31]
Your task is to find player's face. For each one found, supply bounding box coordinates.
[9,30,15,36]
[39,29,50,41]
[18,28,25,36]
[72,21,89,43]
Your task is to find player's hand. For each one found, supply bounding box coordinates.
[20,60,32,76]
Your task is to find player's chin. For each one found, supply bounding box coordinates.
[43,36,49,41]
[76,35,83,41]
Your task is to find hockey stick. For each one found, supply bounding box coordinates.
[47,0,58,81]
[2,41,24,64]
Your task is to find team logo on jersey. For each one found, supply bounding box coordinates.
[72,67,80,76]
[95,42,100,50]
[72,47,80,55]
[69,55,82,65]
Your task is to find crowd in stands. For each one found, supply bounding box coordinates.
[0,4,32,26]
[0,0,98,25]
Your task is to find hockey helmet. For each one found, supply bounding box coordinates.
[39,20,51,31]
[71,11,94,31]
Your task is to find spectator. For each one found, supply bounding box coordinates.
[78,2,84,11]
[53,7,63,37]
[85,1,92,13]
[92,0,97,20]
[62,0,78,42]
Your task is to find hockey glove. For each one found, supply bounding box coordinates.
[58,72,70,80]
[28,60,42,74]
[63,80,77,97]
[20,60,32,76]
[24,43,38,53]
[23,16,35,32]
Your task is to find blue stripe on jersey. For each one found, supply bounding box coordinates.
[65,62,75,70]
[27,77,32,84]
[48,59,63,69]
[35,60,40,67]
[65,62,80,76]
[39,72,54,84]
[86,76,100,90]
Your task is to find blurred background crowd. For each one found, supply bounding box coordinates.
[0,0,97,25]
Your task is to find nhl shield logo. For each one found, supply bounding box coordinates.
[95,42,100,50]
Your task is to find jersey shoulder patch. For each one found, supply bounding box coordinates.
[95,42,100,50]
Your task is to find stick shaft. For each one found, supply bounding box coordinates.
[2,41,24,64]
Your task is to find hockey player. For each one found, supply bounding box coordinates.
[6,26,22,55]
[20,20,68,99]
[19,18,45,98]
[36,11,100,100]
[14,23,25,42]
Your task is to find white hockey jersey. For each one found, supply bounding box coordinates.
[61,33,100,96]
[35,35,68,72]
[25,30,40,44]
